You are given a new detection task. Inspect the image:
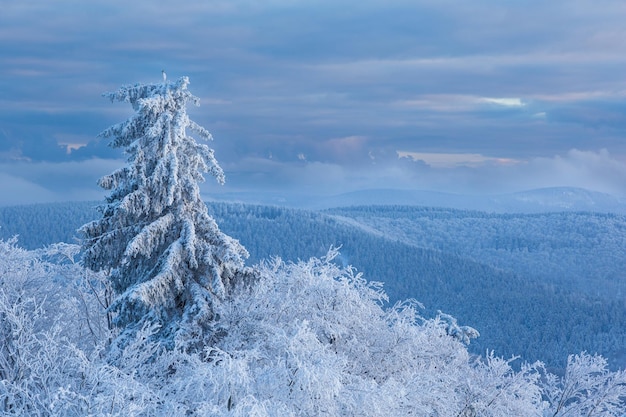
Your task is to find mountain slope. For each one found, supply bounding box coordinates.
[325,205,626,300]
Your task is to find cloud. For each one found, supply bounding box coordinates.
[0,159,123,206]
[392,148,626,197]
[0,172,60,206]
[1,0,626,204]
[480,98,525,107]
[397,151,520,168]
[215,148,626,200]
[522,149,626,195]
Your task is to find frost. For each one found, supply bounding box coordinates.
[1,240,625,415]
[80,76,249,352]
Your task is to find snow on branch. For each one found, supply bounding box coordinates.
[124,213,175,260]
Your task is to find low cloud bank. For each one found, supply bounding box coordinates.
[0,149,624,207]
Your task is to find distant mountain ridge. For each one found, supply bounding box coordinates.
[209,186,626,213]
[315,187,626,213]
[494,187,626,213]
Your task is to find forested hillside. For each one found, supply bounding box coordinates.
[326,206,626,300]
[0,202,99,249]
[210,203,626,370]
[2,201,625,370]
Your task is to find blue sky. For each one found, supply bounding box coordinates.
[1,0,626,205]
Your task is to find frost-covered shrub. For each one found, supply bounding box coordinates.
[1,241,626,416]
[0,239,116,415]
[201,248,542,416]
[99,248,539,415]
[542,353,626,417]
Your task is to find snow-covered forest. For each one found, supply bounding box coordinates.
[1,77,626,415]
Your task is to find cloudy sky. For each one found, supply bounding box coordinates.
[1,0,626,206]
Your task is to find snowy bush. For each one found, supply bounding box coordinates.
[1,241,626,415]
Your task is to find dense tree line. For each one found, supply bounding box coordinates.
[0,202,99,249]
[326,205,626,300]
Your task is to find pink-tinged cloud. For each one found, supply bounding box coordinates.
[397,151,521,168]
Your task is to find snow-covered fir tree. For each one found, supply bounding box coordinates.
[80,76,249,353]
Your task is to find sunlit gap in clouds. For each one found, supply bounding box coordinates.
[479,97,525,107]
[55,134,90,154]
